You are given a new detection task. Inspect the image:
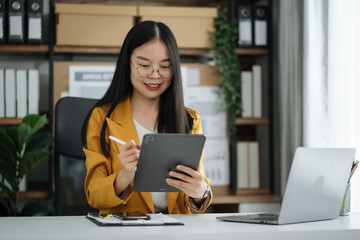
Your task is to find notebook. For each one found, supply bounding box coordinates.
[217,147,355,225]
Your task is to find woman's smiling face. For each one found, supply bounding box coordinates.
[130,39,173,102]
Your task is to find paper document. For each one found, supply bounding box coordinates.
[86,213,183,226]
[69,65,115,99]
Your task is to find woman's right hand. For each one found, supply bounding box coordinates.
[114,140,142,196]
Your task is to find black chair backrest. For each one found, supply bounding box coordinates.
[54,97,98,215]
[54,97,98,159]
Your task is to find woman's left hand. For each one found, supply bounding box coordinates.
[166,165,208,200]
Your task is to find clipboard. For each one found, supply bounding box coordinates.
[86,213,184,226]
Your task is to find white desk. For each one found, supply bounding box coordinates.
[1,213,360,240]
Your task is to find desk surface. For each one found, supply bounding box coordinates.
[1,213,360,240]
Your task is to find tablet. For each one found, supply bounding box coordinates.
[133,133,206,192]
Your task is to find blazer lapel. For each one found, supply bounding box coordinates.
[106,98,139,145]
[105,98,155,213]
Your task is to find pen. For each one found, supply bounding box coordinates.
[109,135,127,145]
[348,160,359,182]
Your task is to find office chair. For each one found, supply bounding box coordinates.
[54,97,98,215]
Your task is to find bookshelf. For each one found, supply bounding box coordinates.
[0,191,49,199]
[0,44,49,53]
[0,118,24,125]
[1,0,276,213]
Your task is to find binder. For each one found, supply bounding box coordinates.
[254,6,268,47]
[237,141,261,189]
[241,71,253,118]
[252,65,262,118]
[28,69,39,114]
[27,0,43,43]
[16,69,27,118]
[238,5,253,47]
[5,69,16,118]
[0,0,5,43]
[237,142,248,188]
[0,69,4,117]
[7,0,25,43]
[248,141,260,188]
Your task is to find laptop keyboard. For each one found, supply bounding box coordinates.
[253,213,279,221]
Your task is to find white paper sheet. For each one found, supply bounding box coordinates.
[68,65,115,99]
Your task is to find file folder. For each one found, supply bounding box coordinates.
[254,6,268,47]
[27,0,43,43]
[5,69,16,118]
[238,5,253,47]
[8,0,25,43]
[0,0,5,43]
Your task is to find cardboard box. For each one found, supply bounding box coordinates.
[55,4,136,47]
[138,6,217,49]
[181,63,219,86]
[53,61,115,110]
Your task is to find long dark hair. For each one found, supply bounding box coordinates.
[81,21,193,158]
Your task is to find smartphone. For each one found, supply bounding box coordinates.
[113,212,151,221]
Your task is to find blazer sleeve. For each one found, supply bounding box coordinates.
[83,107,126,210]
[184,109,213,212]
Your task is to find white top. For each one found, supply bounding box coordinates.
[1,213,360,240]
[133,117,168,213]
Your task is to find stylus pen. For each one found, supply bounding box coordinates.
[109,135,126,145]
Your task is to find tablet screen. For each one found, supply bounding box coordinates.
[133,133,206,192]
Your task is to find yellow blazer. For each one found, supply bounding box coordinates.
[84,97,212,214]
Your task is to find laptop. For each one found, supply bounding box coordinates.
[217,147,355,225]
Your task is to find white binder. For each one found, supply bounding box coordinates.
[254,6,268,47]
[237,141,260,189]
[237,142,248,188]
[241,71,253,118]
[0,69,4,117]
[238,5,253,47]
[5,69,16,118]
[28,69,39,114]
[16,69,27,118]
[252,65,262,118]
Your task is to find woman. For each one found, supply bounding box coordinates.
[82,21,212,215]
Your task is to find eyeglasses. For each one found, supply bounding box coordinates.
[131,61,173,78]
